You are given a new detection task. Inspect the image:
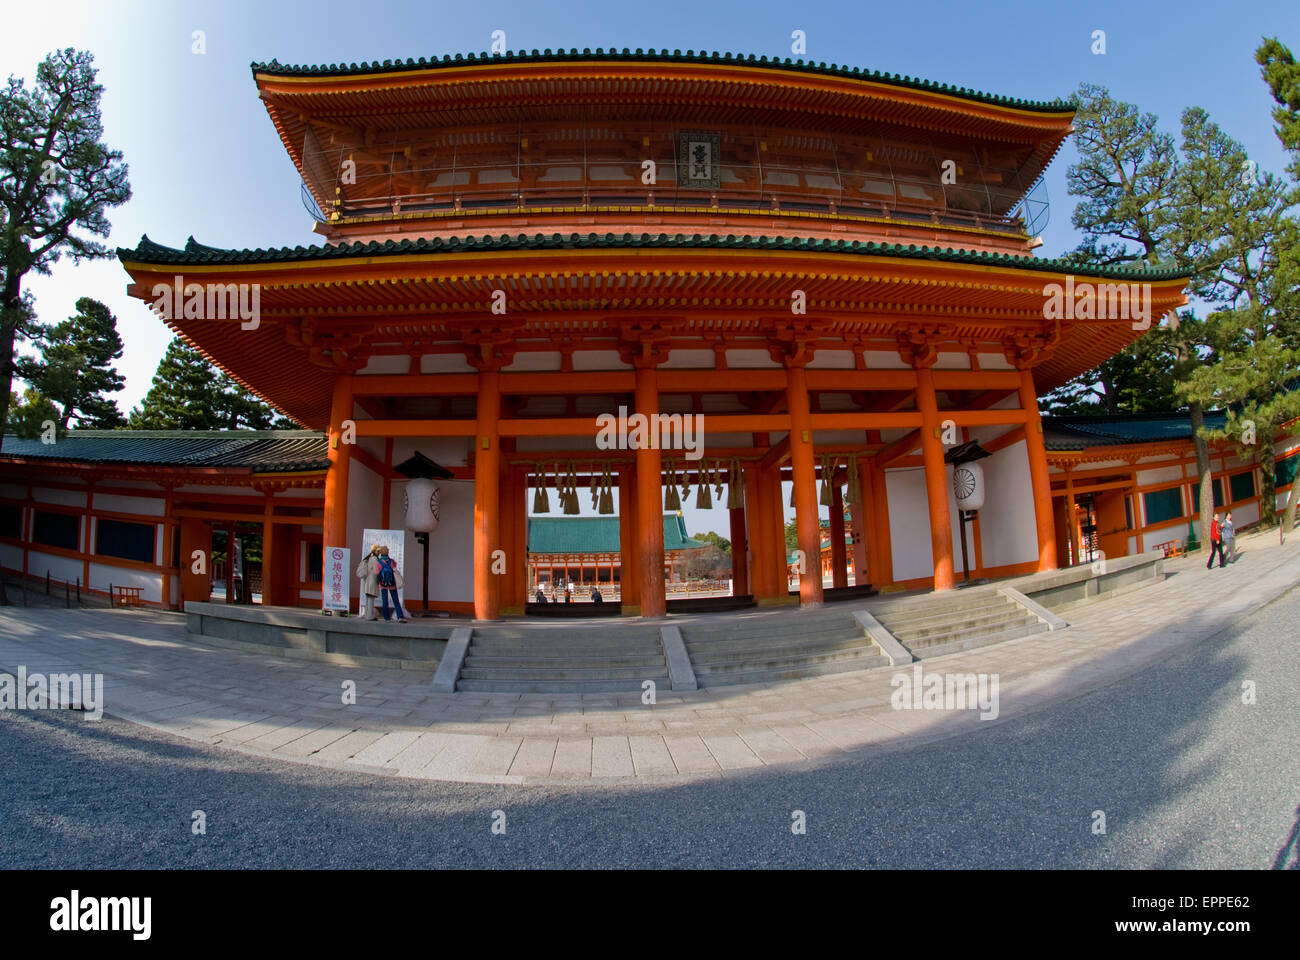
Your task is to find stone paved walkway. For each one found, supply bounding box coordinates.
[2,529,1296,785]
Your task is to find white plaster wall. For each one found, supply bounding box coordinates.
[1233,502,1260,526]
[807,350,855,369]
[1138,465,1184,486]
[94,493,166,517]
[32,487,85,507]
[865,351,908,369]
[934,352,970,370]
[886,466,937,581]
[391,437,469,468]
[573,351,631,371]
[0,543,22,571]
[724,349,779,369]
[26,551,81,583]
[344,460,383,557]
[977,353,1013,370]
[388,477,475,604]
[503,351,562,372]
[664,350,714,368]
[89,562,161,603]
[975,440,1038,568]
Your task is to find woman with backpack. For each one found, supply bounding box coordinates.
[374,545,408,623]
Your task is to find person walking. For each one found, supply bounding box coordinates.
[1207,512,1226,569]
[1223,512,1236,562]
[355,545,380,620]
[375,546,408,622]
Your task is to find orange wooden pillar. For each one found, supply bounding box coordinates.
[915,365,955,591]
[830,479,848,589]
[261,494,274,607]
[1019,368,1059,572]
[473,368,502,620]
[322,373,354,556]
[500,463,527,615]
[785,364,823,607]
[868,462,892,587]
[634,364,666,617]
[618,466,640,613]
[178,515,210,605]
[729,496,749,597]
[743,463,770,601]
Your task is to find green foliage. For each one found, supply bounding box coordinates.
[692,530,731,553]
[1257,37,1300,184]
[0,48,131,440]
[6,387,61,439]
[15,296,125,429]
[129,338,294,430]
[784,518,798,554]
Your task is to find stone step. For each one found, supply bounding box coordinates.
[872,594,1012,628]
[456,677,652,693]
[459,664,669,681]
[697,652,891,688]
[906,620,1049,659]
[886,606,1032,643]
[473,628,662,642]
[679,617,860,643]
[694,645,884,676]
[894,611,1038,649]
[467,639,663,656]
[686,633,873,661]
[464,652,668,668]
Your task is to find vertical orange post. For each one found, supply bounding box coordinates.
[261,494,274,608]
[743,463,769,600]
[729,497,749,597]
[868,461,892,587]
[634,365,666,617]
[830,479,848,589]
[915,365,955,591]
[785,365,823,607]
[618,466,640,612]
[1019,369,1059,573]
[323,374,353,559]
[473,369,501,620]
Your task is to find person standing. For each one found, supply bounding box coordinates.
[1207,512,1226,569]
[1223,512,1236,562]
[355,545,380,620]
[375,546,408,622]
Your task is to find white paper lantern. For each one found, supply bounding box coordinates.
[952,461,985,512]
[403,478,441,532]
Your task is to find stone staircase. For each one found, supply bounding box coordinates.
[678,608,890,687]
[455,624,669,693]
[870,590,1051,660]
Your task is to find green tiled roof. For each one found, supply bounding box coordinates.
[0,430,329,471]
[119,233,1190,282]
[251,48,1072,113]
[528,514,705,555]
[1042,412,1229,451]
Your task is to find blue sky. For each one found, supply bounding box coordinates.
[5,0,1299,536]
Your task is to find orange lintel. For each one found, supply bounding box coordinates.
[803,370,916,391]
[932,371,1022,390]
[354,420,477,438]
[809,412,923,431]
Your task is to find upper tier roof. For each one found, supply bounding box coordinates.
[119,231,1187,281]
[251,48,1070,113]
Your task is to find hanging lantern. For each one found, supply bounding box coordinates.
[403,478,441,533]
[952,460,986,512]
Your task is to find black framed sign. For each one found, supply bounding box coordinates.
[677,131,721,188]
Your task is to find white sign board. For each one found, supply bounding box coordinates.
[323,546,350,613]
[362,528,406,606]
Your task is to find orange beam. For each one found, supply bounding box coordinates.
[786,365,823,607]
[916,366,954,591]
[1020,369,1059,573]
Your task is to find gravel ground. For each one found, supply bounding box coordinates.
[2,584,1297,870]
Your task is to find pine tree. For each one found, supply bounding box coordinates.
[6,387,61,439]
[15,297,125,429]
[130,338,292,430]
